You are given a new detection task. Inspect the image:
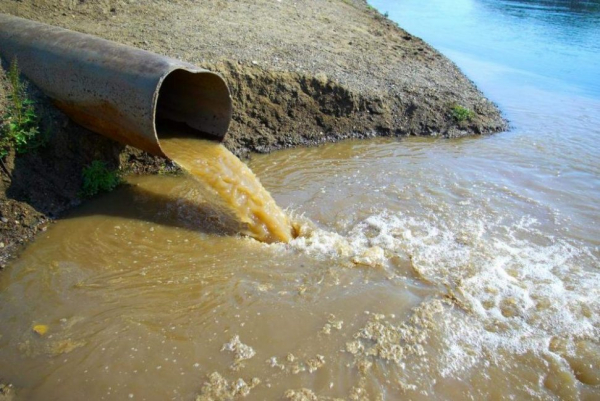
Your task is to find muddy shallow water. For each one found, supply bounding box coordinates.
[0,128,598,399]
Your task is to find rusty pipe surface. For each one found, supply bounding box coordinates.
[0,14,232,157]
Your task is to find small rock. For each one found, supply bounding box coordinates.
[1,217,8,223]
[33,324,49,336]
[0,383,14,398]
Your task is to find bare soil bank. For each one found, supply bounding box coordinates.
[0,0,507,266]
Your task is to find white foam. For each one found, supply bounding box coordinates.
[283,209,600,377]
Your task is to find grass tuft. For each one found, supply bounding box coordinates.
[1,59,45,158]
[451,105,475,123]
[81,160,121,197]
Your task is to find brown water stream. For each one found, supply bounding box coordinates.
[160,134,294,243]
[0,133,598,400]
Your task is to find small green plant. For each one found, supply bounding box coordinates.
[1,59,44,158]
[451,105,475,123]
[81,160,120,197]
[384,11,389,18]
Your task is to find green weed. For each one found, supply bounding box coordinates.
[1,59,45,158]
[451,105,475,123]
[81,160,120,197]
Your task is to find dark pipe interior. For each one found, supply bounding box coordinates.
[155,69,231,141]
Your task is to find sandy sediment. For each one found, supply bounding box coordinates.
[0,0,507,265]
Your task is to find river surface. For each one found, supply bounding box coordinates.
[1,0,599,400]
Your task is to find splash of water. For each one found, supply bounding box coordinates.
[160,134,294,243]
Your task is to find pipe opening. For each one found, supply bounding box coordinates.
[155,69,232,144]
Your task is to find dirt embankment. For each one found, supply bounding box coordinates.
[0,0,507,266]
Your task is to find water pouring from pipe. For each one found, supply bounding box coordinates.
[0,14,294,242]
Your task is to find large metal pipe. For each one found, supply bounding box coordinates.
[0,14,232,157]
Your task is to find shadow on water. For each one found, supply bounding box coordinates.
[61,179,245,237]
[499,0,600,13]
[480,0,600,27]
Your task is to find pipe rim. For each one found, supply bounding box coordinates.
[152,66,233,157]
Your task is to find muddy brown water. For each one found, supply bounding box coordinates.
[0,132,599,400]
